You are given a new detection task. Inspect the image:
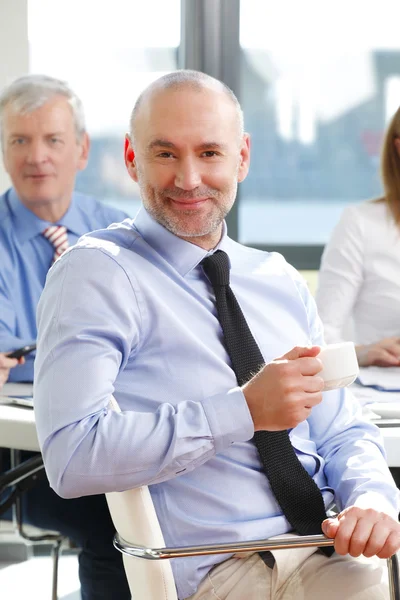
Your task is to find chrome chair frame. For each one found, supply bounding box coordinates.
[106,399,400,600]
[114,532,400,600]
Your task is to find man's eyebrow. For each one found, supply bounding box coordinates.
[147,139,176,150]
[196,142,227,151]
[9,131,66,138]
[147,140,227,151]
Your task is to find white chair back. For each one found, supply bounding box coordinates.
[105,396,177,599]
[106,486,177,600]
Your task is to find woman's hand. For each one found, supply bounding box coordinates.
[356,337,400,367]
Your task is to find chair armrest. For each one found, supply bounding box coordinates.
[113,532,400,600]
[113,532,334,560]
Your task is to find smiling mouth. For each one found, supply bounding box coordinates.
[169,197,209,208]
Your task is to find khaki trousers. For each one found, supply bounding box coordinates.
[188,538,389,600]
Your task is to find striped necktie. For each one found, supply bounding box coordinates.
[42,225,69,265]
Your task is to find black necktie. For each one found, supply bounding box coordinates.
[202,249,331,540]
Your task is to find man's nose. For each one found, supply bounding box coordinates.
[26,140,48,164]
[174,158,202,190]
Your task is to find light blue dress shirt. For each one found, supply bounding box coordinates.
[0,187,128,381]
[35,207,399,600]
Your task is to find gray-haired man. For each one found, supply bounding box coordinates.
[0,74,130,599]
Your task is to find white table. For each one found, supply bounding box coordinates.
[0,404,39,451]
[380,428,400,467]
[350,383,400,467]
[0,383,400,463]
[0,383,39,451]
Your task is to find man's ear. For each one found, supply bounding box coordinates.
[124,135,138,182]
[77,132,90,171]
[237,133,250,183]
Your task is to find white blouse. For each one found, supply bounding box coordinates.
[316,200,400,345]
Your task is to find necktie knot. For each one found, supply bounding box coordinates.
[201,250,230,287]
[42,225,69,264]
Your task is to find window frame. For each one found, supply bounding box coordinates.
[180,0,324,269]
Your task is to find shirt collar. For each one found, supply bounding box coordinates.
[8,188,91,244]
[132,206,231,277]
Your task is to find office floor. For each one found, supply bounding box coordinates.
[0,553,80,599]
[0,521,80,599]
[0,514,81,598]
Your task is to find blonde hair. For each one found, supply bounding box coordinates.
[380,106,400,223]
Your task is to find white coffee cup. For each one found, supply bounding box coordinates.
[318,341,359,391]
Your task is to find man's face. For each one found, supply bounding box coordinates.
[2,96,89,210]
[126,86,250,248]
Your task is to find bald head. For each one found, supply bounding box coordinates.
[123,69,250,250]
[130,70,244,143]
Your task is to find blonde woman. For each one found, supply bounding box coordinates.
[316,106,400,367]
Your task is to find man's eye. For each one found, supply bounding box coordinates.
[202,151,219,157]
[157,152,174,158]
[50,138,62,144]
[12,138,25,145]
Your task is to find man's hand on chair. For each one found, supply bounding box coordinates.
[322,506,400,558]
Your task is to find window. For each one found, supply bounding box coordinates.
[28,0,399,267]
[29,0,180,216]
[239,0,400,263]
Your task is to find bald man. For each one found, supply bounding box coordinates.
[35,70,400,600]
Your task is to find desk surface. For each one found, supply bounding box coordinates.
[1,386,400,464]
[0,383,39,451]
[0,382,33,398]
[376,426,400,468]
[0,403,39,451]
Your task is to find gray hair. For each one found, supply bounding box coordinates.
[129,70,244,142]
[0,74,86,142]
